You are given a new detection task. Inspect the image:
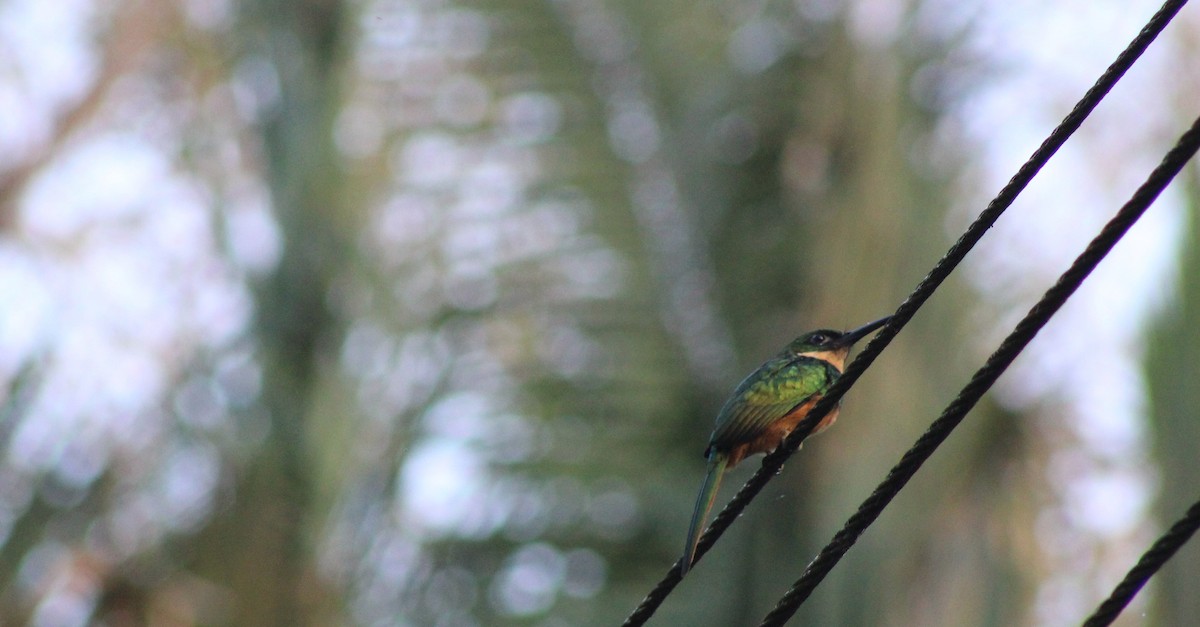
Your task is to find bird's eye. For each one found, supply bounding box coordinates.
[810,333,828,345]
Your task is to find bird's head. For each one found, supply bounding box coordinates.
[784,316,891,370]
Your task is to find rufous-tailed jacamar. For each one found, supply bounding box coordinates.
[680,316,891,575]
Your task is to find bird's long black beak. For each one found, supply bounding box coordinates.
[836,315,892,347]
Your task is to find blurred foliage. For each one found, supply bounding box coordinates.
[0,0,1194,626]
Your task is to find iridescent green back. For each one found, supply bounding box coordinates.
[707,355,840,450]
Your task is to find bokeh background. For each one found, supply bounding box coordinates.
[0,0,1197,625]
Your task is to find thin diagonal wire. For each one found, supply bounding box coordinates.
[1082,498,1200,627]
[621,1,1187,624]
[759,113,1200,627]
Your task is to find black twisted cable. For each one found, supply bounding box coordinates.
[759,113,1200,627]
[622,1,1187,624]
[1081,498,1200,627]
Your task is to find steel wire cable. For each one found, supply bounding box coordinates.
[622,1,1187,624]
[759,113,1200,626]
[1081,498,1200,626]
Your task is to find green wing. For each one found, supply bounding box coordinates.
[708,356,835,449]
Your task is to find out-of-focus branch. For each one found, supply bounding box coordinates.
[0,0,171,229]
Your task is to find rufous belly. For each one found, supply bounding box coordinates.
[725,397,839,467]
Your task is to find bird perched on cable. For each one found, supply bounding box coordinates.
[680,316,891,576]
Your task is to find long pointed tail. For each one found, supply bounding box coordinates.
[681,453,728,576]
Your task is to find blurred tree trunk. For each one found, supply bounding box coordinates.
[1146,172,1200,625]
[189,1,350,624]
[788,32,1026,627]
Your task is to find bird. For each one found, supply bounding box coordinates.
[680,316,891,576]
